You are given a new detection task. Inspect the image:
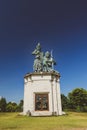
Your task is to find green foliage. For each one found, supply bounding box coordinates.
[18,100,23,112]
[0,98,23,112]
[61,88,87,112]
[16,100,23,112]
[61,94,69,110]
[6,102,18,112]
[0,97,7,112]
[68,88,87,112]
[6,100,23,112]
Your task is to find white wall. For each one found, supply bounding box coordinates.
[23,72,62,116]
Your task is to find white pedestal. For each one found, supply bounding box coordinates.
[23,72,62,116]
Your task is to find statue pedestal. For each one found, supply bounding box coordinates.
[23,72,62,116]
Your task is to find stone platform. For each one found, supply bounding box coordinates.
[23,71,62,116]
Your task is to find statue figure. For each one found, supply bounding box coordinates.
[43,51,56,72]
[32,43,56,72]
[33,55,42,72]
[32,43,41,57]
[32,43,43,72]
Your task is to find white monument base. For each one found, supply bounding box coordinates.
[23,72,62,116]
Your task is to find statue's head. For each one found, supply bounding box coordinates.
[36,43,41,50]
[45,51,51,58]
[37,42,40,46]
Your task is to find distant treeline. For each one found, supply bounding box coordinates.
[61,88,87,112]
[0,88,87,112]
[0,99,23,112]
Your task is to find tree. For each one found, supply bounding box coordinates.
[6,100,23,112]
[61,94,69,110]
[68,88,87,112]
[0,97,7,112]
[6,102,18,112]
[17,100,23,112]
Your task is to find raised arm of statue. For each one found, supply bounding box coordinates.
[32,43,41,55]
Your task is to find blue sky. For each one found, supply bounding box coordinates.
[0,0,87,103]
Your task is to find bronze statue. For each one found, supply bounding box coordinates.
[32,43,43,72]
[32,43,56,72]
[43,51,56,72]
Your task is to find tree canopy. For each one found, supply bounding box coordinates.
[68,88,87,112]
[0,97,7,112]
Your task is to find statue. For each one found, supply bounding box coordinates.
[33,55,42,72]
[32,43,56,72]
[43,51,56,72]
[32,43,41,56]
[32,43,43,72]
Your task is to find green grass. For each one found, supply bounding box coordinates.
[0,112,87,130]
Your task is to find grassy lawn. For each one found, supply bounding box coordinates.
[0,112,87,130]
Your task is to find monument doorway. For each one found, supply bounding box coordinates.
[35,93,49,111]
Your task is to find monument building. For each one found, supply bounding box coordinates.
[23,43,62,116]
